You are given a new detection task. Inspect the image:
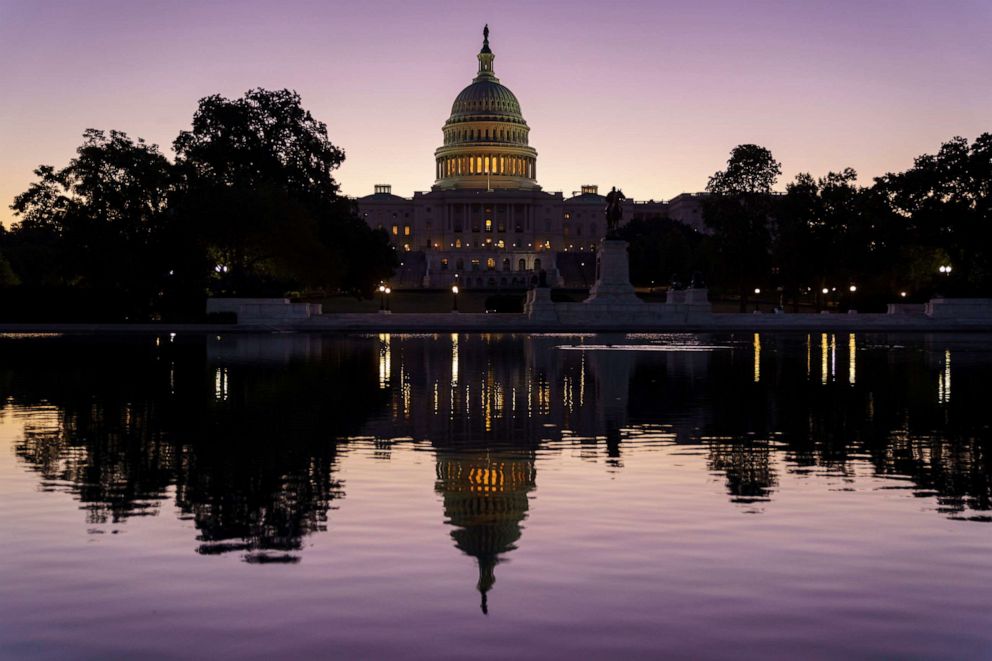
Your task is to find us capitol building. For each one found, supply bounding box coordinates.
[356,26,705,289]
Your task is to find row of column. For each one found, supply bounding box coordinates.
[444,203,532,233]
[437,155,535,180]
[446,128,527,144]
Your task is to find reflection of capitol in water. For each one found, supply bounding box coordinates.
[435,450,536,613]
[366,332,717,611]
[367,333,681,445]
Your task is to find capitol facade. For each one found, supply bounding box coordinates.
[357,26,705,289]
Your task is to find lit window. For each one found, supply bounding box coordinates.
[455,238,462,248]
[404,225,411,236]
[392,225,399,235]
[485,219,493,232]
[487,257,496,270]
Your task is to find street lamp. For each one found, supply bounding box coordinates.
[849,285,857,292]
[753,288,761,313]
[378,284,386,311]
[451,284,460,312]
[384,287,391,312]
[939,265,952,274]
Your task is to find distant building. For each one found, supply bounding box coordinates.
[356,26,706,289]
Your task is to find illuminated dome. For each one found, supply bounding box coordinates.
[433,25,539,191]
[449,80,522,120]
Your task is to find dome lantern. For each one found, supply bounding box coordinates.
[477,24,495,78]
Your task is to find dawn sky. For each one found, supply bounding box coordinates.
[1,0,990,225]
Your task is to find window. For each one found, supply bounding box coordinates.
[518,258,526,271]
[455,238,462,248]
[534,258,542,271]
[485,219,493,233]
[487,257,496,270]
[502,258,511,271]
[440,258,449,271]
[392,225,399,236]
[471,259,480,271]
[456,258,464,270]
[403,225,411,236]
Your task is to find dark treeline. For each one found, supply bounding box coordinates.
[622,136,992,310]
[1,88,397,321]
[2,94,988,319]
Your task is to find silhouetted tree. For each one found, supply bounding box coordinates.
[704,144,781,310]
[173,88,396,296]
[618,216,705,286]
[7,129,174,317]
[875,133,992,295]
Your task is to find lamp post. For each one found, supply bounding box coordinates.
[384,287,391,312]
[451,284,460,312]
[849,284,857,311]
[753,287,761,313]
[937,265,952,297]
[378,284,386,311]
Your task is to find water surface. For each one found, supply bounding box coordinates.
[1,332,991,659]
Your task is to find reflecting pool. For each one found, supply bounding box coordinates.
[2,332,991,659]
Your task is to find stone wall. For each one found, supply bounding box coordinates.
[206,298,322,325]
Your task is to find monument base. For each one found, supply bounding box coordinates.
[585,239,642,307]
[524,287,558,321]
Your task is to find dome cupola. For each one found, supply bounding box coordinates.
[433,26,539,191]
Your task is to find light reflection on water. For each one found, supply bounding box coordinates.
[1,332,992,659]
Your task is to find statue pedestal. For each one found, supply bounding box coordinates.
[585,239,642,306]
[524,287,558,321]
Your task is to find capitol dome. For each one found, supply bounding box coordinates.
[449,80,522,120]
[433,26,539,191]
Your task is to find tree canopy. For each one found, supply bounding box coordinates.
[703,144,782,309]
[4,89,397,320]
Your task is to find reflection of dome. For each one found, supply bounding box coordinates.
[436,451,536,614]
[433,25,539,191]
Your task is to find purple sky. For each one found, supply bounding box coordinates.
[1,0,990,225]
